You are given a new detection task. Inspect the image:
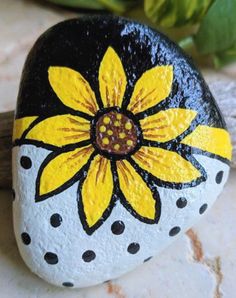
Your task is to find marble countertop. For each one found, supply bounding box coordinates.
[0,1,236,297]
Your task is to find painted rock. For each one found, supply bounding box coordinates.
[12,16,232,288]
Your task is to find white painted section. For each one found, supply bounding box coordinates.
[12,145,229,288]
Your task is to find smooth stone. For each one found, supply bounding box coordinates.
[12,16,232,288]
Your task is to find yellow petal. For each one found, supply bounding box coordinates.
[132,146,201,183]
[181,125,232,160]
[99,47,127,108]
[140,108,197,142]
[48,66,98,116]
[127,65,173,114]
[38,145,94,198]
[13,116,37,141]
[26,114,91,147]
[117,160,156,220]
[81,155,113,228]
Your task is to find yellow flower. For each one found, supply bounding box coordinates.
[13,47,232,234]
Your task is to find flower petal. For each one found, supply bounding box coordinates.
[26,114,91,147]
[13,116,38,141]
[132,146,201,183]
[99,47,127,108]
[81,155,113,229]
[181,125,232,160]
[140,108,197,142]
[117,160,156,221]
[127,65,173,114]
[48,66,98,116]
[37,145,94,199]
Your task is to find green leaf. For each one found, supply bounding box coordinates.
[46,0,104,9]
[98,0,138,12]
[213,44,236,68]
[195,0,236,54]
[144,0,213,28]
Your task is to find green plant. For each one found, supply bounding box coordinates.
[46,0,236,67]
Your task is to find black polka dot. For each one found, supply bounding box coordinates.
[111,220,125,235]
[169,226,181,236]
[20,156,32,169]
[199,203,208,214]
[176,197,187,208]
[21,232,31,245]
[127,242,140,254]
[44,252,58,265]
[82,250,96,262]
[144,256,152,263]
[50,213,62,228]
[62,282,74,287]
[215,171,224,184]
[12,189,16,200]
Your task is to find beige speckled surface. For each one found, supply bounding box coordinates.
[0,1,236,297]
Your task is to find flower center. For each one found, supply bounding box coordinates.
[95,111,138,155]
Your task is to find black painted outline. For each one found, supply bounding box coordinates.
[129,149,207,190]
[77,157,161,235]
[179,143,231,166]
[121,64,173,112]
[35,143,96,202]
[12,50,231,234]
[90,106,144,161]
[117,160,162,225]
[77,159,119,235]
[15,108,229,234]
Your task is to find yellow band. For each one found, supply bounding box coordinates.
[181,125,232,160]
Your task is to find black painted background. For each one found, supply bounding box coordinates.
[16,16,225,128]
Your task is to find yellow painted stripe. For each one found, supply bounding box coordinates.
[13,116,38,141]
[181,125,232,160]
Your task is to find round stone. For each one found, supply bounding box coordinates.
[12,15,231,289]
[176,197,187,208]
[82,250,96,262]
[20,156,32,169]
[169,227,181,237]
[44,252,58,265]
[21,233,31,245]
[127,243,140,254]
[111,220,125,235]
[199,203,208,214]
[50,213,62,228]
[95,111,138,155]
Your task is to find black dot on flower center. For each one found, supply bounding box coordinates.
[62,282,74,287]
[199,203,208,214]
[44,252,58,265]
[169,226,181,236]
[82,250,96,262]
[215,171,224,184]
[21,232,31,245]
[111,220,125,235]
[127,242,140,254]
[50,213,62,228]
[20,156,32,169]
[176,197,187,208]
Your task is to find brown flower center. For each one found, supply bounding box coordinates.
[95,111,138,155]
